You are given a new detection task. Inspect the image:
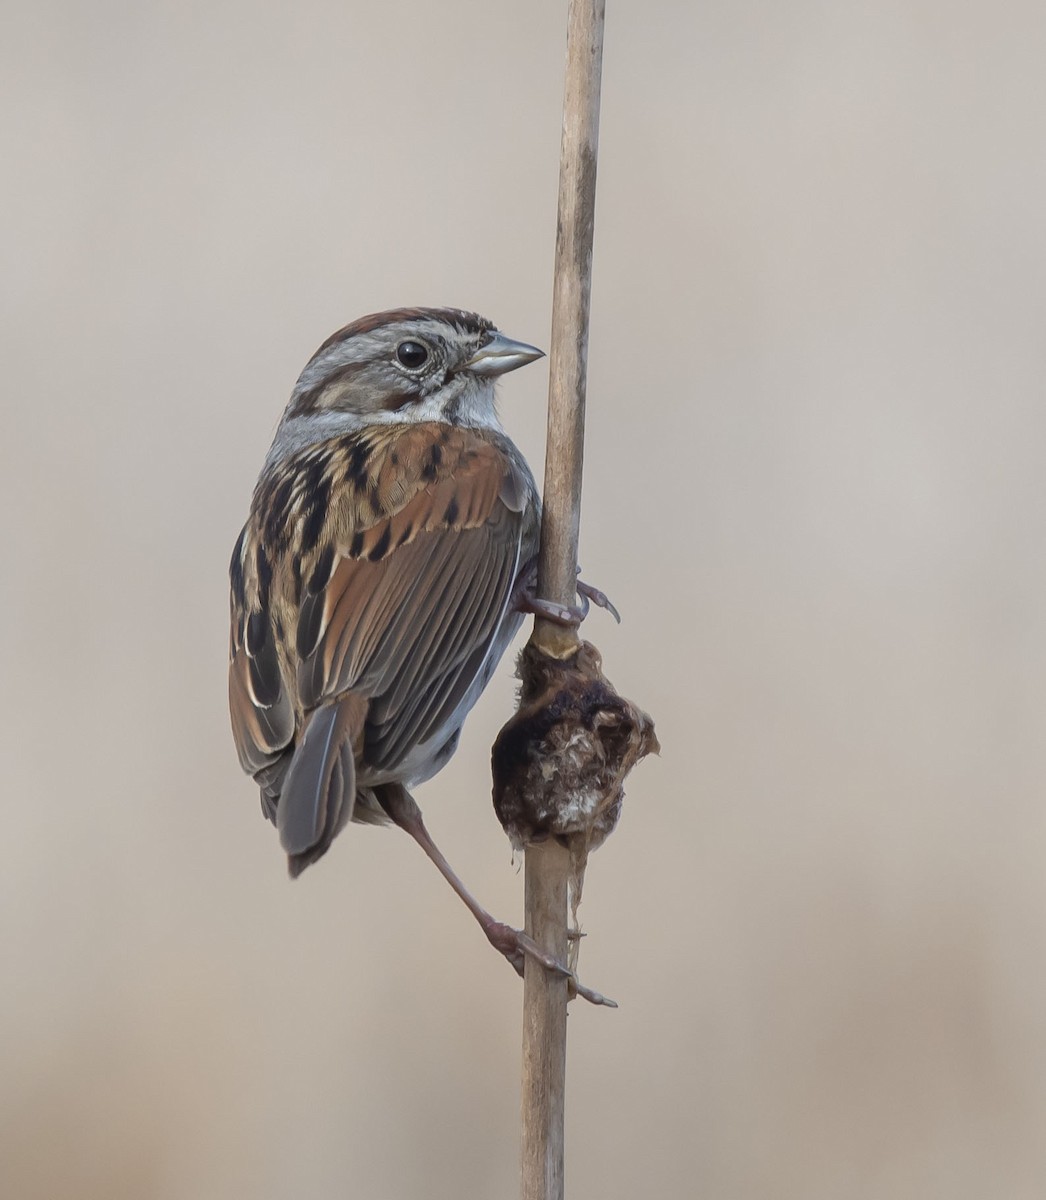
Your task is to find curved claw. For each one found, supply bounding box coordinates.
[577,579,621,624]
[569,977,618,1008]
[514,562,619,628]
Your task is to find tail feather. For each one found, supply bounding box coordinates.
[277,695,367,877]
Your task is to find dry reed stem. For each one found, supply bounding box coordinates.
[520,2,606,1198]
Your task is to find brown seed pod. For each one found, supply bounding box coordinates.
[492,639,659,891]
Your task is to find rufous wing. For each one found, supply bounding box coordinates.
[295,430,531,776]
[230,424,534,873]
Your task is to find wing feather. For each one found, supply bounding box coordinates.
[228,525,295,777]
[294,429,530,778]
[363,531,517,769]
[230,422,537,853]
[278,694,367,876]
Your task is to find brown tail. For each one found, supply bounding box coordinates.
[277,694,367,877]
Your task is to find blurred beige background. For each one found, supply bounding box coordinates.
[3,1,1046,1196]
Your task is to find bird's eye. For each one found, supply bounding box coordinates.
[396,341,429,370]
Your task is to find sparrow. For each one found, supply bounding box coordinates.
[228,306,591,975]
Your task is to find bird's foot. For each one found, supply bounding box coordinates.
[513,563,620,628]
[569,975,618,1008]
[481,919,617,1008]
[576,578,621,624]
[514,574,589,627]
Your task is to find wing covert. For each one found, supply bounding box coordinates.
[294,427,531,774]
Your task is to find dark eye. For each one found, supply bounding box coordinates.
[396,341,429,370]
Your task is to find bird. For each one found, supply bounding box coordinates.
[228,306,594,976]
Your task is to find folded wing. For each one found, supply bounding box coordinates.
[229,423,534,871]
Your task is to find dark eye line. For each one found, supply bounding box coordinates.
[382,391,418,413]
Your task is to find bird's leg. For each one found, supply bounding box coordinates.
[512,560,620,627]
[375,783,568,977]
[374,784,614,1006]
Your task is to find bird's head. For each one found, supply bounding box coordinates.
[271,308,544,460]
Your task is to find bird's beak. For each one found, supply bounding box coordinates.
[464,332,545,376]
